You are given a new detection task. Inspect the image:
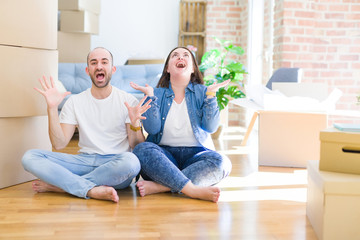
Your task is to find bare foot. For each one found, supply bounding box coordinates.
[32,180,65,193]
[182,182,221,203]
[87,186,119,203]
[136,180,170,197]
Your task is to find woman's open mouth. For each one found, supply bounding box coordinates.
[176,62,186,68]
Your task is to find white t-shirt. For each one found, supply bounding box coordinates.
[59,87,138,154]
[159,99,201,147]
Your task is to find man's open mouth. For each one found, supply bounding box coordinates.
[96,73,105,80]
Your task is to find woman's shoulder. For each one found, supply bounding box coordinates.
[189,83,207,96]
[192,83,207,91]
[154,87,170,96]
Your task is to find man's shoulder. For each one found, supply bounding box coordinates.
[69,88,90,99]
[112,86,138,102]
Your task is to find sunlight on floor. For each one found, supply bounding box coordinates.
[218,170,308,203]
[219,188,307,203]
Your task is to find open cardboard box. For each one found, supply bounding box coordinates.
[231,83,333,168]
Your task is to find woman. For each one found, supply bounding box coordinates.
[130,47,232,203]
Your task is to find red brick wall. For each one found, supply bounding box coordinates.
[206,0,249,127]
[262,0,274,85]
[206,0,360,126]
[273,0,360,123]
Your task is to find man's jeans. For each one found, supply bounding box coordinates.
[133,142,232,192]
[22,149,140,198]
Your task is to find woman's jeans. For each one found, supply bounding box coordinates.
[22,149,140,199]
[132,142,232,192]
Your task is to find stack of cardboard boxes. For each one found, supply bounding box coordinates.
[0,0,57,188]
[307,128,360,240]
[58,0,101,63]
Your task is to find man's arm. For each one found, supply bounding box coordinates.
[47,106,75,150]
[124,95,152,149]
[126,122,145,149]
[35,76,73,150]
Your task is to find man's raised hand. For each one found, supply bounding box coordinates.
[124,95,152,126]
[34,76,71,109]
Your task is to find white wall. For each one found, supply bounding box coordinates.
[91,0,180,65]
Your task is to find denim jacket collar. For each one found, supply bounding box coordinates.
[165,82,196,98]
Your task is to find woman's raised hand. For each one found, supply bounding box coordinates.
[207,79,231,93]
[34,76,71,109]
[130,82,154,97]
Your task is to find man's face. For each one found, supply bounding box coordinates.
[86,48,115,89]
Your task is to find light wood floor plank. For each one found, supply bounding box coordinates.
[0,127,317,239]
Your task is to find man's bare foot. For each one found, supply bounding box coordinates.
[136,180,170,197]
[32,180,65,193]
[87,186,119,203]
[182,182,221,203]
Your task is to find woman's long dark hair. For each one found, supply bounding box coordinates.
[156,47,204,88]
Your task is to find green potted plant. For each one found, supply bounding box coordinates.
[199,37,247,110]
[199,38,247,138]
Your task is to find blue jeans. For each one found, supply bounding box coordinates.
[22,149,140,199]
[132,142,232,192]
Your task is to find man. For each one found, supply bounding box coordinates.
[22,47,150,202]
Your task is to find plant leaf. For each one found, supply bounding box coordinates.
[225,62,245,74]
[199,49,221,72]
[228,46,245,55]
[215,37,232,48]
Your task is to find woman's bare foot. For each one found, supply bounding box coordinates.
[32,180,65,193]
[87,186,119,203]
[136,180,170,197]
[181,182,220,203]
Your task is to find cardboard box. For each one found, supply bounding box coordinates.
[258,111,327,167]
[0,116,52,189]
[0,0,57,49]
[231,83,330,167]
[319,128,360,174]
[58,31,91,63]
[60,10,99,34]
[0,45,58,117]
[59,0,101,14]
[306,160,360,240]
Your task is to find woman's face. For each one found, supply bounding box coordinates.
[166,48,194,78]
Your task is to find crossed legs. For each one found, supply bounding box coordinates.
[22,150,140,202]
[133,142,231,203]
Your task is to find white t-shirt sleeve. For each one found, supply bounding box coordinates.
[59,96,78,125]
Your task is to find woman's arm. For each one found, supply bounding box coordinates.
[141,95,162,134]
[201,80,231,133]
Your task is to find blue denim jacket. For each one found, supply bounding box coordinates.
[142,82,220,147]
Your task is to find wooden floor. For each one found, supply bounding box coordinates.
[0,127,317,240]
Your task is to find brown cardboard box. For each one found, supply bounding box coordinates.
[319,128,360,174]
[258,111,327,167]
[60,10,99,34]
[0,45,58,117]
[58,31,91,63]
[0,0,57,49]
[0,116,51,189]
[307,160,360,240]
[59,0,101,14]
